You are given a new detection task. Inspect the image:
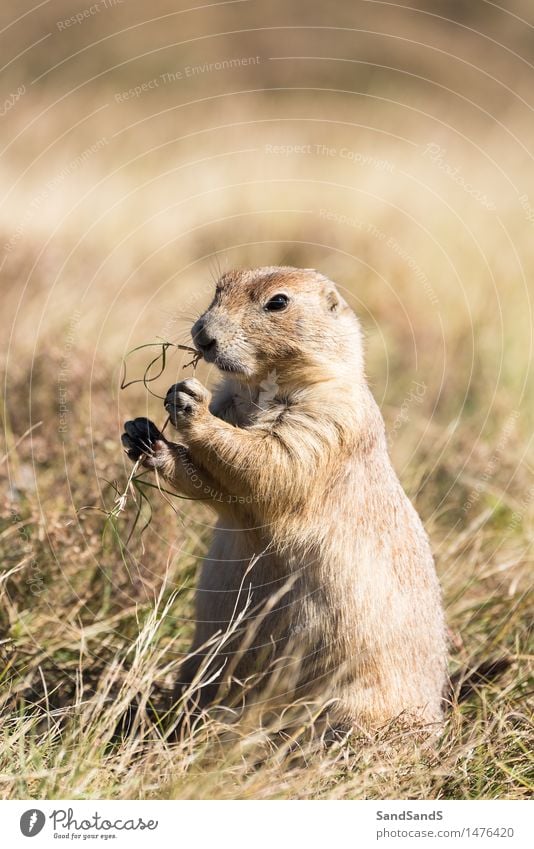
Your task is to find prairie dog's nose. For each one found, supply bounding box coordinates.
[192,316,216,353]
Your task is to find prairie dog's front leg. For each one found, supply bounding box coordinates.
[164,379,327,508]
[121,416,225,502]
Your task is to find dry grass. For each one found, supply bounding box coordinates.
[0,0,533,799]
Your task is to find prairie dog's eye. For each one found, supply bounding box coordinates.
[265,293,289,312]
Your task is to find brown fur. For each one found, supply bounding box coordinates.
[122,267,447,731]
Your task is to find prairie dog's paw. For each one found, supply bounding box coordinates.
[121,417,170,469]
[164,378,211,429]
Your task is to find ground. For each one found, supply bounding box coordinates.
[0,0,532,799]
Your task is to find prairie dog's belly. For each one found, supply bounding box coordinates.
[192,523,290,647]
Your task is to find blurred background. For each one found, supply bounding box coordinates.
[0,0,532,798]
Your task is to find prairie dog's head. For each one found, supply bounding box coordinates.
[191,267,363,386]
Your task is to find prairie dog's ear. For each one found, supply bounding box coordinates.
[326,289,340,312]
[314,272,348,313]
[326,285,350,315]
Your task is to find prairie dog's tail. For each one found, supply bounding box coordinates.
[446,658,512,705]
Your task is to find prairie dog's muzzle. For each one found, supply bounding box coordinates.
[191,316,216,356]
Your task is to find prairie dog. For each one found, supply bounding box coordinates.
[122,266,447,730]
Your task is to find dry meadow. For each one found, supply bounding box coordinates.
[0,0,532,799]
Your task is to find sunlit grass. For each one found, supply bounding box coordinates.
[0,70,532,799]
